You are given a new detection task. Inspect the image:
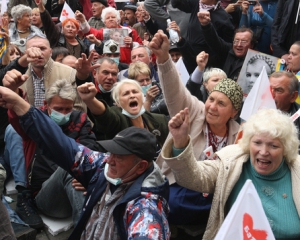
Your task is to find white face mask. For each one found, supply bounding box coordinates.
[104,158,143,185]
[104,163,122,186]
[122,106,146,119]
[99,84,114,93]
[141,83,152,96]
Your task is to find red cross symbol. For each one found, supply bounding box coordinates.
[62,9,69,17]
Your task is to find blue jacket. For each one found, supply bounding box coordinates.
[19,106,170,239]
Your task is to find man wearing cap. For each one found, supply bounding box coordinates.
[123,2,138,27]
[88,0,107,30]
[0,86,170,240]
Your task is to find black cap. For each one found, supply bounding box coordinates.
[97,127,156,161]
[123,2,137,11]
[169,43,179,52]
[91,0,108,7]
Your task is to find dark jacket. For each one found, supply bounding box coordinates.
[271,0,298,58]
[19,107,170,240]
[186,79,208,102]
[172,0,234,74]
[93,100,169,147]
[201,22,245,81]
[8,108,100,193]
[40,10,88,57]
[0,59,28,149]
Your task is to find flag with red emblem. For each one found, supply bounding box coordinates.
[59,1,75,23]
[215,180,275,240]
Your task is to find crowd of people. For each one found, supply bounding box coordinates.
[0,0,300,239]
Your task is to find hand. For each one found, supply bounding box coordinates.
[34,0,45,11]
[0,86,30,115]
[168,108,190,149]
[149,30,170,64]
[281,54,289,63]
[75,10,86,23]
[141,9,150,21]
[123,36,133,46]
[1,18,9,32]
[3,70,28,92]
[58,0,66,4]
[0,31,9,44]
[145,85,160,103]
[75,53,101,80]
[253,2,263,16]
[241,1,249,14]
[225,3,236,13]
[77,82,98,103]
[72,179,87,195]
[196,51,209,71]
[86,34,101,45]
[167,21,181,40]
[25,47,43,64]
[197,11,211,26]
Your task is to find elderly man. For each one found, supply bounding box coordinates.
[88,0,107,29]
[269,71,300,140]
[2,77,100,229]
[119,45,159,82]
[0,86,170,240]
[198,11,254,81]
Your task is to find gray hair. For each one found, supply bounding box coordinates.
[132,45,152,57]
[239,109,299,165]
[112,79,142,106]
[11,4,32,23]
[270,71,299,94]
[203,68,227,83]
[45,79,77,104]
[95,57,118,72]
[101,7,120,22]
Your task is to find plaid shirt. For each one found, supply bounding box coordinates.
[31,67,45,107]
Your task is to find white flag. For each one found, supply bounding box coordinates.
[240,66,276,121]
[59,2,75,23]
[215,180,275,240]
[175,57,189,86]
[1,0,7,14]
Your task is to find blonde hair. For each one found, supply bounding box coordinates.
[239,109,299,165]
[112,79,142,106]
[128,61,151,80]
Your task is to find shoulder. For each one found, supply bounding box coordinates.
[216,144,248,162]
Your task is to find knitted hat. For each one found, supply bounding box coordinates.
[211,78,243,111]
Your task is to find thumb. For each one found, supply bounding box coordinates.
[20,74,28,83]
[184,107,190,125]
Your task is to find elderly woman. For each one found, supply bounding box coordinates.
[9,4,42,53]
[128,61,168,116]
[77,79,169,153]
[76,7,143,64]
[186,51,227,102]
[34,0,88,58]
[149,31,243,229]
[163,108,300,239]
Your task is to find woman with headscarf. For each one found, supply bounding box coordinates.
[149,30,243,230]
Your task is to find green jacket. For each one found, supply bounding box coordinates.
[93,100,169,148]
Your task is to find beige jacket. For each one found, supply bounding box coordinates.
[162,138,300,240]
[156,57,240,184]
[20,58,86,112]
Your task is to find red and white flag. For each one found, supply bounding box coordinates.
[59,1,75,23]
[215,180,275,240]
[240,66,276,121]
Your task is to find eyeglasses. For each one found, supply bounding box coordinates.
[233,40,249,46]
[27,31,47,40]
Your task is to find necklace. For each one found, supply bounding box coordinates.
[207,123,228,152]
[17,29,29,33]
